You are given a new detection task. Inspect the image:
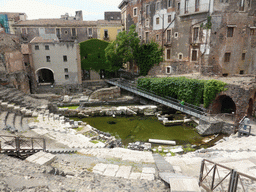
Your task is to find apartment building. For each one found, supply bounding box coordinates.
[119,0,256,76]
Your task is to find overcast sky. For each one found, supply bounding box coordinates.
[1,0,121,20]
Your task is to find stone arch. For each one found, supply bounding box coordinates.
[247,98,253,117]
[36,68,54,84]
[213,95,236,114]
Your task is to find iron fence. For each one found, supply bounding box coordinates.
[0,135,46,156]
[199,159,256,191]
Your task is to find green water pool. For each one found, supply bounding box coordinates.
[72,116,205,146]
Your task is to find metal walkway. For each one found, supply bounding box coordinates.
[105,79,209,120]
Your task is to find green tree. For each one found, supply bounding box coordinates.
[105,25,140,72]
[105,25,163,75]
[135,41,163,76]
[80,39,109,71]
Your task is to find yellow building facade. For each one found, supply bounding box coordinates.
[97,20,122,41]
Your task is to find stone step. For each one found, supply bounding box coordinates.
[21,117,30,131]
[153,153,175,173]
[5,113,15,129]
[14,115,23,132]
[169,176,201,192]
[0,111,8,130]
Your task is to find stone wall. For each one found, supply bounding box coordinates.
[89,86,121,101]
[209,83,256,123]
[196,119,235,136]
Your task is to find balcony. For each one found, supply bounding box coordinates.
[164,39,172,47]
[103,36,110,41]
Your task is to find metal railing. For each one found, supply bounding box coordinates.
[0,135,46,157]
[105,79,210,120]
[199,159,256,191]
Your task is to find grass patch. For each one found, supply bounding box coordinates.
[90,140,99,144]
[74,127,83,131]
[58,106,79,109]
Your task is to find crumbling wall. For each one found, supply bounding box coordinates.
[0,33,30,93]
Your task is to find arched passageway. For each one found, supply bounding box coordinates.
[247,98,253,117]
[36,68,54,84]
[214,95,236,114]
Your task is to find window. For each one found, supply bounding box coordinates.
[156,35,159,40]
[64,68,68,73]
[117,29,121,34]
[63,55,67,62]
[174,32,179,38]
[145,19,149,27]
[167,29,172,42]
[166,66,172,74]
[65,75,69,80]
[56,28,61,39]
[45,45,49,50]
[168,15,172,23]
[177,3,180,12]
[193,27,199,41]
[21,28,27,34]
[145,32,149,43]
[227,27,234,37]
[166,49,171,60]
[72,28,76,37]
[178,53,183,60]
[146,5,150,16]
[133,7,138,16]
[64,30,68,35]
[167,0,173,8]
[185,0,189,13]
[35,45,39,50]
[250,29,255,35]
[46,56,50,62]
[191,50,198,61]
[195,0,200,12]
[156,2,160,10]
[240,70,244,74]
[156,17,160,25]
[239,0,245,11]
[224,52,231,62]
[104,29,108,38]
[88,28,92,36]
[242,53,246,60]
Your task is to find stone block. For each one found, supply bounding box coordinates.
[129,172,141,180]
[26,151,56,166]
[169,177,201,192]
[142,167,155,174]
[115,166,132,179]
[103,164,119,177]
[140,173,154,181]
[93,163,108,174]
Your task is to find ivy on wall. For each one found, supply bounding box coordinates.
[80,39,110,71]
[137,77,227,108]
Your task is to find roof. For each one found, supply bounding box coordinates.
[118,0,129,9]
[13,19,97,27]
[97,20,122,25]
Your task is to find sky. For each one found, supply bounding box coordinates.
[1,0,121,20]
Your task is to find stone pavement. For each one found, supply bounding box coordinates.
[93,163,155,181]
[165,134,256,191]
[79,148,155,163]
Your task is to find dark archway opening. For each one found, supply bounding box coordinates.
[37,69,54,84]
[247,98,253,117]
[220,96,236,113]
